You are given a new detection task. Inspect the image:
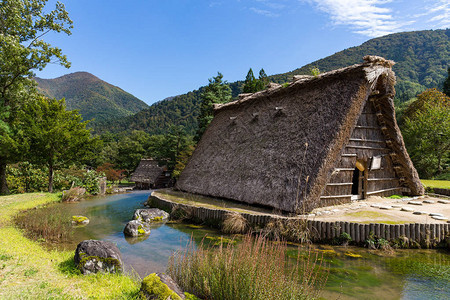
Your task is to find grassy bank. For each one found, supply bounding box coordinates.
[0,193,140,299]
[421,180,450,189]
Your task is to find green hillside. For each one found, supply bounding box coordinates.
[94,29,450,135]
[34,72,149,122]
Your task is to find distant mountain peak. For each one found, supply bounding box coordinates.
[34,72,148,122]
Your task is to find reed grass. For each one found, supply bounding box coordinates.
[222,212,248,234]
[167,234,328,300]
[14,204,73,243]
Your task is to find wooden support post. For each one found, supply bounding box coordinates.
[415,224,421,244]
[355,224,361,243]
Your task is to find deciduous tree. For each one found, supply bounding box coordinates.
[0,0,72,193]
[20,96,92,192]
[402,89,449,178]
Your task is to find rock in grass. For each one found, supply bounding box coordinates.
[74,240,122,275]
[140,273,185,300]
[123,220,151,237]
[71,215,89,226]
[133,208,169,223]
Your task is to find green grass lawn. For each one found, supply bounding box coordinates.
[0,193,140,299]
[420,180,450,189]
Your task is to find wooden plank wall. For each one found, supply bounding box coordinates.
[148,193,450,248]
[320,98,403,203]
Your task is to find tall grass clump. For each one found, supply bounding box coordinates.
[14,204,73,243]
[222,212,248,234]
[167,234,328,300]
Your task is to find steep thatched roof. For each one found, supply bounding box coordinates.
[177,56,424,212]
[131,159,164,184]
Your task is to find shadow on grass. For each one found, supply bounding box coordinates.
[58,257,81,276]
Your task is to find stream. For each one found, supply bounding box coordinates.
[39,191,450,300]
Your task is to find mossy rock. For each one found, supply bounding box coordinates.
[74,240,123,275]
[140,273,185,300]
[133,208,169,223]
[123,220,151,237]
[71,215,89,226]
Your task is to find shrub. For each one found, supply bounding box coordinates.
[167,234,328,300]
[222,212,248,234]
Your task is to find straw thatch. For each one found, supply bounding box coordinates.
[131,159,164,189]
[177,56,424,213]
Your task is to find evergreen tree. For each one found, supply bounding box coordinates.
[255,68,269,91]
[443,67,450,97]
[195,73,232,142]
[243,68,257,93]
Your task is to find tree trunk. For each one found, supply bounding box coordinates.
[0,159,9,195]
[48,161,54,193]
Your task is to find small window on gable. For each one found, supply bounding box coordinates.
[370,156,382,170]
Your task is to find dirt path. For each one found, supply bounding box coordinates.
[310,195,450,224]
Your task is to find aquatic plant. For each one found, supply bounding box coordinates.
[14,204,73,243]
[222,212,248,234]
[167,234,328,300]
[264,218,311,243]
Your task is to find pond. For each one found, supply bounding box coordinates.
[40,191,450,300]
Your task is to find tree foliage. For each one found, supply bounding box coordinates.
[402,89,450,179]
[443,67,450,97]
[195,73,232,142]
[243,68,269,93]
[0,0,72,193]
[20,96,93,192]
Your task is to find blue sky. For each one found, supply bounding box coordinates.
[37,0,449,105]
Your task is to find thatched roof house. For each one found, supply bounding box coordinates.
[177,56,424,213]
[131,159,170,189]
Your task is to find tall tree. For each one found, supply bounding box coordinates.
[443,67,450,97]
[195,73,232,142]
[255,68,268,91]
[243,68,257,93]
[402,89,449,178]
[20,96,92,192]
[0,0,72,193]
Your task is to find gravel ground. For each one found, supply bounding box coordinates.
[310,195,450,224]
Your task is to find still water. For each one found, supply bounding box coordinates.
[44,191,450,300]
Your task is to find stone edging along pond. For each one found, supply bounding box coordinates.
[148,191,450,249]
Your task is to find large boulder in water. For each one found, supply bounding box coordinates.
[140,273,185,300]
[123,220,151,237]
[74,240,123,274]
[133,208,169,223]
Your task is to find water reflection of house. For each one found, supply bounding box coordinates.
[177,56,424,213]
[131,159,172,189]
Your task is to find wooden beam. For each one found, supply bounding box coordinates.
[368,178,398,181]
[345,145,389,151]
[327,182,353,186]
[366,187,402,195]
[349,138,385,144]
[341,153,357,157]
[355,125,380,130]
[320,195,352,199]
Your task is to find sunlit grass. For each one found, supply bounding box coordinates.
[421,180,450,189]
[0,193,140,299]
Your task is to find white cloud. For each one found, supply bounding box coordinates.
[306,0,406,37]
[422,0,449,27]
[250,7,280,17]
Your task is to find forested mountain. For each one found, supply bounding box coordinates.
[93,29,449,135]
[35,72,149,122]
